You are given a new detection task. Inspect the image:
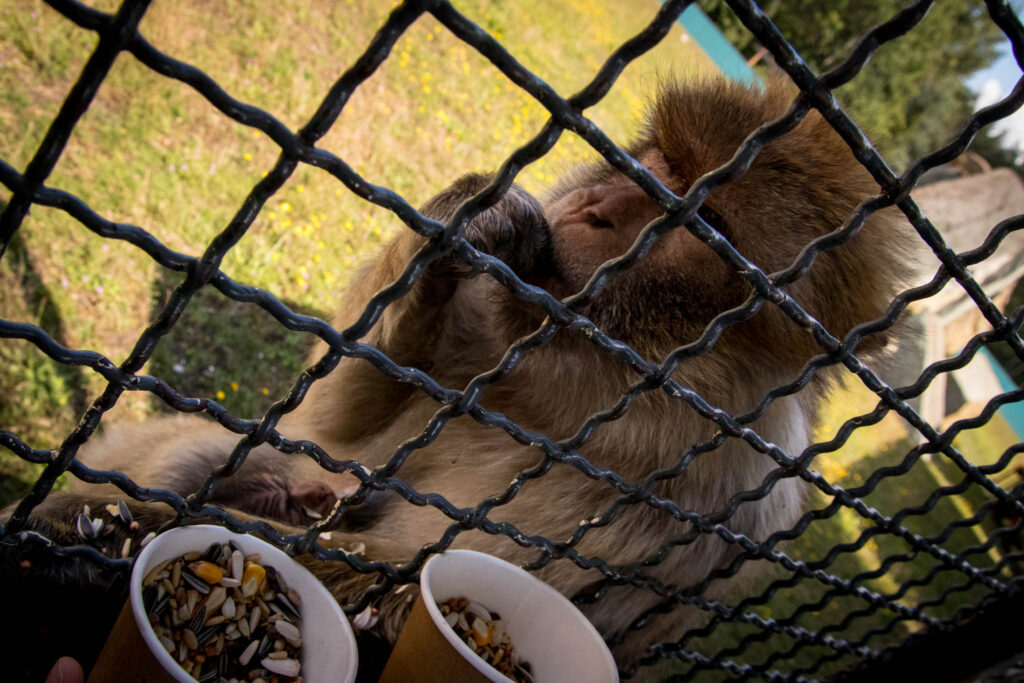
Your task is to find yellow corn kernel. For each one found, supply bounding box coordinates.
[241,562,266,597]
[189,560,223,584]
[471,619,490,647]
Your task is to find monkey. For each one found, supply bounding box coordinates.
[6,78,914,675]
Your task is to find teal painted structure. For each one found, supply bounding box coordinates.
[980,347,1024,440]
[678,4,759,86]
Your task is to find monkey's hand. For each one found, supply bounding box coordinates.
[421,173,551,280]
[0,492,181,590]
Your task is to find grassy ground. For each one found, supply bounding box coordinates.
[2,0,1022,679]
[0,0,712,496]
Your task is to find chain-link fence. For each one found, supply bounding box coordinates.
[2,0,1024,680]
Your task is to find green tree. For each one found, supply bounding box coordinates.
[702,0,1006,170]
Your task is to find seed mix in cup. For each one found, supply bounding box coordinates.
[438,597,534,683]
[142,541,306,681]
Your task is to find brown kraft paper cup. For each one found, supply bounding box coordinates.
[88,524,358,683]
[379,549,618,683]
[88,601,176,683]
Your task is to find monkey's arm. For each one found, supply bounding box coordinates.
[291,174,549,443]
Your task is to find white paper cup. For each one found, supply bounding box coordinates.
[379,549,618,682]
[88,525,358,683]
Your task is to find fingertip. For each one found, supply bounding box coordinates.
[45,656,84,683]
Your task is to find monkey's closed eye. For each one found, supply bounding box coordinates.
[585,210,614,229]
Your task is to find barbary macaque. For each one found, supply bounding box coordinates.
[9,78,912,671]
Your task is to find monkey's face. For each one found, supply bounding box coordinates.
[539,149,748,349]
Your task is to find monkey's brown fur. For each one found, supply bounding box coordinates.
[18,79,914,672]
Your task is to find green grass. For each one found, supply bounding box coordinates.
[647,378,1024,680]
[0,0,712,494]
[2,0,1022,678]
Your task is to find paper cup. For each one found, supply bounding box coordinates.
[88,525,358,683]
[379,549,618,682]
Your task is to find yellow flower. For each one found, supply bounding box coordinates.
[280,202,292,212]
[268,211,277,220]
[253,130,261,138]
[216,390,226,400]
[344,220,354,231]
[418,105,426,114]
[313,253,322,263]
[243,152,253,161]
[422,84,431,94]
[230,381,239,391]
[260,387,269,395]
[297,184,305,193]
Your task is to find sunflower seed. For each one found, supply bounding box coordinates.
[182,567,211,594]
[205,587,228,614]
[183,628,199,650]
[171,560,182,589]
[274,593,301,621]
[273,620,300,644]
[188,606,207,634]
[231,550,244,581]
[76,513,95,540]
[260,657,300,677]
[238,640,259,667]
[117,499,133,525]
[142,559,170,587]
[352,605,378,631]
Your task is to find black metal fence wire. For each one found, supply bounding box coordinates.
[2,0,1024,680]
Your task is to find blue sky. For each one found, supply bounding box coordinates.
[967,40,1024,161]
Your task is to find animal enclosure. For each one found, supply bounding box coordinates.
[2,0,1024,680]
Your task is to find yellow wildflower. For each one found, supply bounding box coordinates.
[230,381,239,391]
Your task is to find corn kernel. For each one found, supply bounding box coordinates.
[189,560,223,584]
[241,562,266,597]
